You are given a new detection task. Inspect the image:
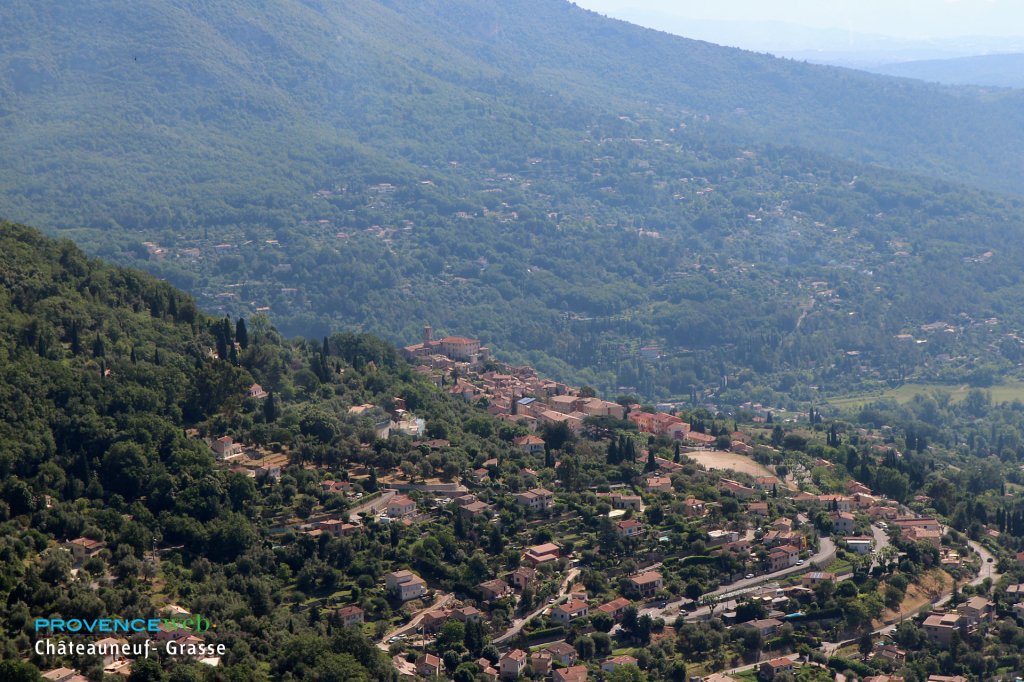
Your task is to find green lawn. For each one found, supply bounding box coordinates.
[827,379,1024,410]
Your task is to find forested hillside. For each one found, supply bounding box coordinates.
[4,0,1024,402]
[870,53,1024,88]
[0,223,529,679]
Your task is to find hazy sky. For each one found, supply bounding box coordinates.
[574,0,1024,40]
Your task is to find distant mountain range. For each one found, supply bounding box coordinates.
[4,0,1024,401]
[868,53,1024,88]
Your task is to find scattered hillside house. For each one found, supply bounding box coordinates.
[830,511,857,534]
[902,526,942,547]
[892,517,940,532]
[211,435,241,459]
[820,495,855,512]
[768,545,800,571]
[421,609,452,634]
[645,475,673,493]
[611,493,643,511]
[513,434,545,453]
[469,467,490,485]
[508,566,537,591]
[386,495,417,518]
[529,651,552,676]
[479,578,513,602]
[347,403,377,416]
[616,519,644,538]
[719,478,756,499]
[760,657,795,680]
[1006,583,1024,602]
[772,517,794,531]
[161,604,191,619]
[847,480,872,495]
[927,677,968,682]
[545,641,579,666]
[247,383,268,399]
[553,665,588,682]
[499,649,528,679]
[551,599,589,625]
[459,500,492,519]
[385,570,427,601]
[453,606,482,623]
[478,658,499,681]
[320,480,353,495]
[523,543,560,566]
[596,597,631,621]
[630,571,663,597]
[872,644,907,665]
[65,537,106,563]
[602,655,638,673]
[731,440,754,454]
[723,539,752,555]
[958,596,994,624]
[754,476,779,491]
[319,519,359,537]
[923,612,968,645]
[41,668,89,682]
[516,487,554,511]
[802,572,837,587]
[686,430,717,446]
[683,498,708,517]
[92,637,128,667]
[707,529,739,547]
[747,501,770,516]
[415,653,443,678]
[843,537,873,554]
[336,605,364,628]
[746,618,783,637]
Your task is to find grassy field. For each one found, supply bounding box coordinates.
[827,379,1024,410]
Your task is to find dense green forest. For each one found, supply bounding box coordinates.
[870,52,1024,88]
[4,0,1024,403]
[0,223,538,679]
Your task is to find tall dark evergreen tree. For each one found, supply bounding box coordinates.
[645,449,657,472]
[235,317,249,349]
[69,320,81,355]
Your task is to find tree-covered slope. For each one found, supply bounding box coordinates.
[5,0,1024,402]
[870,53,1024,89]
[0,223,535,679]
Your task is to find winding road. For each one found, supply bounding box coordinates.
[493,568,580,645]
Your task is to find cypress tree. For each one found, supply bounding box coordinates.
[264,392,278,422]
[235,317,249,349]
[69,321,81,355]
